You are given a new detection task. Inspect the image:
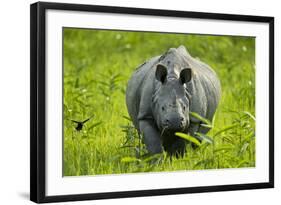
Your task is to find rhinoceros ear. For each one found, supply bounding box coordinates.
[180,68,192,84]
[155,64,167,83]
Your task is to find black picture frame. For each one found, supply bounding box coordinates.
[30,1,274,203]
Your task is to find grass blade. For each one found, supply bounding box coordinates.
[193,158,214,169]
[200,124,213,129]
[88,121,102,130]
[190,112,212,126]
[238,143,249,156]
[195,132,214,144]
[122,115,132,121]
[236,160,249,168]
[175,132,201,146]
[121,157,141,163]
[242,111,256,121]
[214,146,233,153]
[213,123,239,137]
[142,153,163,162]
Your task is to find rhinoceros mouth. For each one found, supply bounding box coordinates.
[160,125,185,137]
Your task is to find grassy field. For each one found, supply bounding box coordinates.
[63,28,255,176]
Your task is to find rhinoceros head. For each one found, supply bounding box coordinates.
[152,63,192,135]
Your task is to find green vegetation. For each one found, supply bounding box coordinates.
[63,28,255,176]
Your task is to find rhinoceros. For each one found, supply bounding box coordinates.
[126,45,221,156]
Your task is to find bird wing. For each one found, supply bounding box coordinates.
[70,119,80,123]
[82,115,95,123]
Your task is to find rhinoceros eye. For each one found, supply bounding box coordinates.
[162,106,165,111]
[183,106,186,111]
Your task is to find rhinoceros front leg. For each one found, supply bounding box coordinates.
[166,138,186,157]
[139,120,163,154]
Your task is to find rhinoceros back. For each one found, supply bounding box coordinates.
[183,51,221,123]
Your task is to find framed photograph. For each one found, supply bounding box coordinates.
[30,1,274,203]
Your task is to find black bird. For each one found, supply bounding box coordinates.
[70,115,94,131]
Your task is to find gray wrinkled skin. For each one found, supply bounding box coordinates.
[126,45,221,156]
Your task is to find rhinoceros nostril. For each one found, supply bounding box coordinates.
[180,117,184,122]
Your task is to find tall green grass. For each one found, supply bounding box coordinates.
[63,28,255,176]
